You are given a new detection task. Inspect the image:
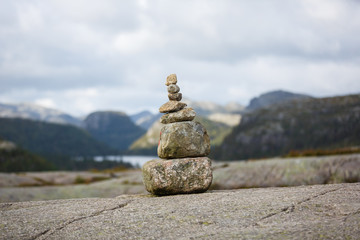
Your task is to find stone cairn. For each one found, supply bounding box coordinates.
[142,74,213,195]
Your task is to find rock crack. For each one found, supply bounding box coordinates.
[31,200,132,240]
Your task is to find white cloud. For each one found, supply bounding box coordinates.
[0,0,359,116]
[302,0,344,21]
[113,28,164,55]
[16,3,44,32]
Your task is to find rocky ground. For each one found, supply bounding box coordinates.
[0,154,359,203]
[1,183,359,239]
[0,171,114,187]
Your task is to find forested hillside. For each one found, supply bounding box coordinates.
[213,94,360,160]
[0,139,55,172]
[0,118,116,156]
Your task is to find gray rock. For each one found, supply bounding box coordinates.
[159,101,187,113]
[2,154,359,203]
[168,92,182,101]
[165,74,177,86]
[1,183,359,239]
[142,157,212,195]
[158,121,210,159]
[160,108,196,124]
[211,154,360,190]
[167,84,180,94]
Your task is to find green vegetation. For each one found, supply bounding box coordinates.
[129,121,162,156]
[195,116,232,146]
[285,146,360,158]
[0,119,136,171]
[0,144,133,172]
[0,139,55,172]
[0,117,117,156]
[41,154,133,171]
[74,176,108,185]
[213,94,360,160]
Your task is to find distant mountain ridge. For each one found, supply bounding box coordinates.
[246,90,312,111]
[84,111,146,151]
[213,93,360,160]
[130,111,162,130]
[183,98,244,116]
[0,103,82,126]
[1,90,336,161]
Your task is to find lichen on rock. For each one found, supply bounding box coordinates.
[160,108,196,124]
[142,157,212,195]
[157,121,210,159]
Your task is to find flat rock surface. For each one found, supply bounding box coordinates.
[0,171,112,187]
[1,154,359,203]
[1,183,359,239]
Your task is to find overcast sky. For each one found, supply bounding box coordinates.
[0,0,359,116]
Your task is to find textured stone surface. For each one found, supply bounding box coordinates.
[1,183,359,240]
[2,154,359,203]
[165,74,177,86]
[168,92,182,101]
[159,101,187,113]
[160,108,196,124]
[167,84,180,94]
[158,121,210,159]
[211,154,360,190]
[142,157,212,195]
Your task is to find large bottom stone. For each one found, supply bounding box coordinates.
[142,157,212,195]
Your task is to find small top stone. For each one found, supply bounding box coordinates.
[165,74,177,86]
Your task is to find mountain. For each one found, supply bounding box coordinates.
[224,102,245,113]
[130,111,162,130]
[84,111,146,151]
[0,138,55,172]
[129,121,163,155]
[207,113,241,127]
[195,116,233,146]
[129,99,244,130]
[129,99,243,155]
[183,98,244,116]
[0,118,115,157]
[213,94,360,160]
[246,90,312,111]
[182,99,243,126]
[0,103,82,126]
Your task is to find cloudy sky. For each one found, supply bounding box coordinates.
[0,0,359,116]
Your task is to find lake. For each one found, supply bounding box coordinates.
[93,155,157,167]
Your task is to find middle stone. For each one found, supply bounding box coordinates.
[158,121,211,159]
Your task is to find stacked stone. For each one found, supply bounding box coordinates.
[142,74,213,196]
